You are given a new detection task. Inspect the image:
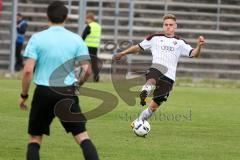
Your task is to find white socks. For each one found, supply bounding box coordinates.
[138,107,153,121]
[141,82,154,96]
[137,82,155,121]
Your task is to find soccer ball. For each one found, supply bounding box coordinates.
[132,120,151,137]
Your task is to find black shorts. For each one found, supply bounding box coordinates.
[28,85,86,136]
[146,68,174,105]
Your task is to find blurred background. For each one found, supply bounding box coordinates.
[0,0,240,80]
[0,1,240,160]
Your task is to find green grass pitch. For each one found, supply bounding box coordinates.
[0,78,240,160]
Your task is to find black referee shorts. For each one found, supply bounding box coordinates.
[146,68,174,105]
[28,85,86,136]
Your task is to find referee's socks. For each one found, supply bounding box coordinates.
[80,139,99,160]
[26,142,40,160]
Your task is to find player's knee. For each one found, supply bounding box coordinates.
[147,78,156,86]
[29,135,43,144]
[74,131,90,144]
[149,101,160,112]
[150,106,158,112]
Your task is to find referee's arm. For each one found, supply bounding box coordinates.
[77,60,92,86]
[113,45,141,61]
[19,58,36,110]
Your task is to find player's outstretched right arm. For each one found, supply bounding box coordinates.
[113,45,141,61]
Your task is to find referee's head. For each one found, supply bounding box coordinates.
[47,1,68,24]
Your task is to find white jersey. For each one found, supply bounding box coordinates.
[139,34,193,81]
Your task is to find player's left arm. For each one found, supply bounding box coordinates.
[19,58,36,110]
[191,36,205,58]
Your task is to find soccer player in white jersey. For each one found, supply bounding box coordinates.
[113,14,205,123]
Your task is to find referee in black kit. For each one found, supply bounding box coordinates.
[19,1,99,160]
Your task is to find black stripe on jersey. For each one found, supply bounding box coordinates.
[145,33,190,45]
[174,35,190,44]
[138,44,144,50]
[182,39,190,45]
[146,33,165,41]
[189,49,194,57]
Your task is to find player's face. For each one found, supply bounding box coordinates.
[163,19,177,37]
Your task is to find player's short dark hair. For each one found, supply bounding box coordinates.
[163,14,176,22]
[47,1,68,23]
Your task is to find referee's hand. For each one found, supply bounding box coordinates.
[19,98,28,110]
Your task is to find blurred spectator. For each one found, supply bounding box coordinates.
[82,12,102,82]
[15,13,28,71]
[0,0,2,16]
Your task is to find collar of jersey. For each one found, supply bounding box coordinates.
[49,25,65,30]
